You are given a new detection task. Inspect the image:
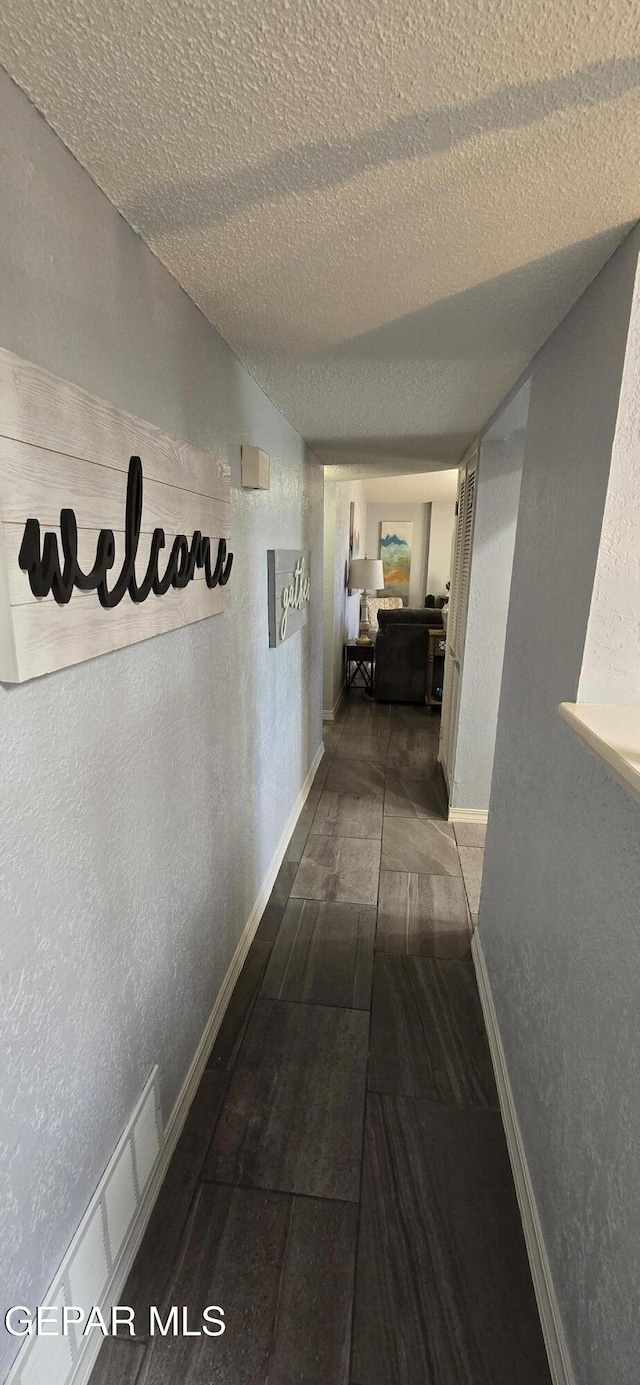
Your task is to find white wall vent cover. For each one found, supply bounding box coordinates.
[19,1288,71,1385]
[7,1067,162,1385]
[103,1141,137,1267]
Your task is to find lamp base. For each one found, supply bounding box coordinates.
[358,591,372,642]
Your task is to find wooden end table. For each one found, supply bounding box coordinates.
[345,640,375,694]
[426,628,447,706]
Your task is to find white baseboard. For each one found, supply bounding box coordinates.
[472,932,575,1385]
[8,743,324,1385]
[448,807,489,824]
[322,687,344,722]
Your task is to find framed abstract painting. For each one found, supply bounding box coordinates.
[347,500,360,594]
[380,521,413,603]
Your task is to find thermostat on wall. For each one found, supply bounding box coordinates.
[241,445,270,490]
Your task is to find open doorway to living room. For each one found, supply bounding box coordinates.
[322,468,458,723]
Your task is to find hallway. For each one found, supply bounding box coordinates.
[2,9,639,1379]
[90,696,550,1385]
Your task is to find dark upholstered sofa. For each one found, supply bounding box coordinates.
[374,607,444,703]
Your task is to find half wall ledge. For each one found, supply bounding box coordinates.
[558,702,640,807]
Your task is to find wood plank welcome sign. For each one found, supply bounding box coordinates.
[0,349,232,682]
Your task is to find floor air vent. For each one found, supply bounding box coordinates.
[8,1067,162,1385]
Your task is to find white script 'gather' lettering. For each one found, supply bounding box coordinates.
[280,556,311,640]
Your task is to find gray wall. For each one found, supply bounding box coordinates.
[364,501,430,607]
[0,71,322,1378]
[452,386,528,811]
[322,480,339,711]
[578,256,640,704]
[426,497,455,598]
[322,478,364,714]
[480,224,640,1385]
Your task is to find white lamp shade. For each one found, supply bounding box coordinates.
[348,557,384,591]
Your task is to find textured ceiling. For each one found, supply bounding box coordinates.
[1,0,639,473]
[359,470,459,504]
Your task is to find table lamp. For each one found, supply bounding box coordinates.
[348,557,385,643]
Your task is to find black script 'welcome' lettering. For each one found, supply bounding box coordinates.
[18,456,233,608]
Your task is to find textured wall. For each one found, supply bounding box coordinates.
[0,72,322,1380]
[578,253,640,703]
[322,478,364,713]
[426,498,455,597]
[480,224,640,1385]
[364,501,430,608]
[322,480,339,710]
[452,395,527,811]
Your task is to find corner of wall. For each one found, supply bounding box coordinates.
[578,246,640,705]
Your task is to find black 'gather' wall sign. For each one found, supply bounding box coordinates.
[0,347,232,682]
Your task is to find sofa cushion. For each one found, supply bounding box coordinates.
[377,606,443,630]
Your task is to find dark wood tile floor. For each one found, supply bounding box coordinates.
[90,1340,147,1384]
[261,898,376,1008]
[90,693,546,1385]
[290,832,381,905]
[380,815,460,875]
[368,954,498,1107]
[376,870,470,956]
[204,998,369,1200]
[352,1097,551,1385]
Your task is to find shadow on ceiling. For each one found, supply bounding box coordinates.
[324,227,635,361]
[218,225,633,363]
[314,436,473,472]
[124,55,640,238]
[322,457,464,481]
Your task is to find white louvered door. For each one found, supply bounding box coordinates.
[439,448,478,793]
[438,467,465,775]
